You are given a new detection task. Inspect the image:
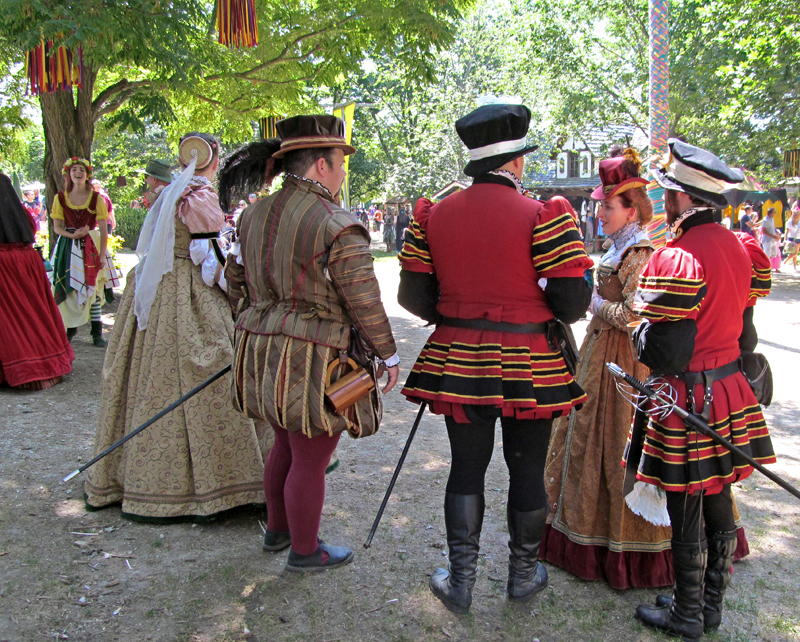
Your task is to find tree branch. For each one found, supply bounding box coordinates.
[93,88,139,120]
[190,92,251,115]
[204,15,357,81]
[92,79,156,120]
[370,112,396,165]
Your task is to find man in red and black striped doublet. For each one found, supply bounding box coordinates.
[397,104,593,615]
[400,189,592,419]
[630,138,776,641]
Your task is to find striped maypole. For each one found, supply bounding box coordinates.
[646,0,669,247]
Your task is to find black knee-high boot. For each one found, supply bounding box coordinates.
[636,540,706,641]
[90,320,106,347]
[506,506,549,602]
[66,327,78,342]
[429,493,484,614]
[701,528,737,630]
[654,529,737,632]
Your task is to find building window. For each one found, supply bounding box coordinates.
[569,152,581,178]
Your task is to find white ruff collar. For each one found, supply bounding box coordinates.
[488,170,528,195]
[670,207,704,232]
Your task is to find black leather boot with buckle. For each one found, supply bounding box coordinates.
[429,493,485,614]
[506,505,549,602]
[636,540,707,641]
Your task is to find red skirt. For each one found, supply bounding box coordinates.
[0,244,74,388]
[540,523,750,589]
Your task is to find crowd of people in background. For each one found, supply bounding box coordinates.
[735,198,800,272]
[351,204,411,252]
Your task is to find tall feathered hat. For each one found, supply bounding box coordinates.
[652,139,743,208]
[591,148,648,200]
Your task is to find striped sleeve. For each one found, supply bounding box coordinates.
[633,246,706,321]
[398,198,435,274]
[734,231,771,304]
[329,226,397,360]
[531,196,594,276]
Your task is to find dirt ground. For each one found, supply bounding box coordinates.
[1,249,799,642]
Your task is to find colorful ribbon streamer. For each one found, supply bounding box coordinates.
[217,0,259,48]
[645,181,668,248]
[25,41,84,96]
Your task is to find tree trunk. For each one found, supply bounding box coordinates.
[40,64,97,252]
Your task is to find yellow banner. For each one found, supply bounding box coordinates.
[334,102,356,208]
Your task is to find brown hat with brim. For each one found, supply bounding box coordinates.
[272,115,356,159]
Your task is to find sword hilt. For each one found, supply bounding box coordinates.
[606,362,653,397]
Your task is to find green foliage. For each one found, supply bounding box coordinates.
[0,0,472,136]
[114,205,148,250]
[515,0,797,180]
[0,0,474,219]
[0,57,37,175]
[342,0,798,196]
[90,122,174,211]
[337,0,554,200]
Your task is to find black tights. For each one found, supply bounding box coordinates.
[666,484,736,543]
[444,413,552,512]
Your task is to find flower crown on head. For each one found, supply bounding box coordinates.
[63,157,93,179]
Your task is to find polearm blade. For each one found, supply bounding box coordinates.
[364,402,427,548]
[606,362,800,502]
[62,364,233,483]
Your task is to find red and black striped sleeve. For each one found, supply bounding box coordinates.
[633,246,706,322]
[734,231,771,305]
[398,198,435,274]
[531,197,594,277]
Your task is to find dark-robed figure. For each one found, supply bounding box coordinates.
[0,173,73,389]
[398,104,593,613]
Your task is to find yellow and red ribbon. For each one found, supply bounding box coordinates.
[25,41,84,95]
[217,0,259,48]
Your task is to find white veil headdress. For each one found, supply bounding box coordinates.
[133,158,197,330]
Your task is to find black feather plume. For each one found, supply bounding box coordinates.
[217,138,282,213]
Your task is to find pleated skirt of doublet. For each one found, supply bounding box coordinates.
[232,330,382,439]
[85,249,270,521]
[402,325,586,420]
[635,370,775,493]
[541,318,749,589]
[0,244,74,389]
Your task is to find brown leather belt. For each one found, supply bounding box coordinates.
[440,316,548,334]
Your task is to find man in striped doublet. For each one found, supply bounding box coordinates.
[398,104,593,613]
[628,139,775,641]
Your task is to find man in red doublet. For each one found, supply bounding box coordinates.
[629,139,775,641]
[398,104,593,613]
